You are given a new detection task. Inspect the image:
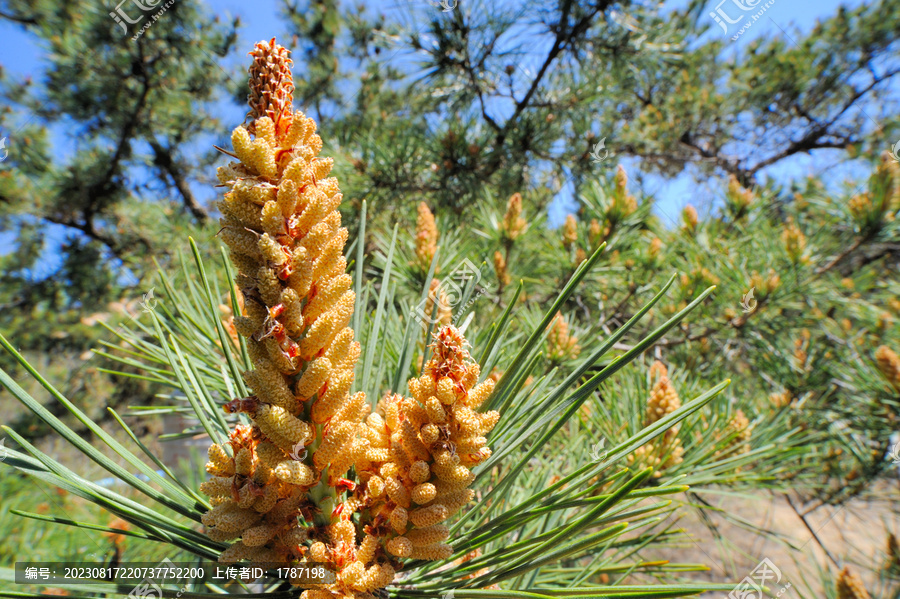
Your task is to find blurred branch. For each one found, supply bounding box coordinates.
[0,8,37,25]
[149,139,209,222]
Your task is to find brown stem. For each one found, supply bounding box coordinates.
[784,493,841,569]
[815,237,863,275]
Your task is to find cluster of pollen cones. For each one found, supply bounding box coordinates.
[200,39,499,599]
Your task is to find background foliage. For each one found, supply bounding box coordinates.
[0,0,899,597]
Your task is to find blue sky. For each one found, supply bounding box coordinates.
[0,0,881,258]
[626,0,874,230]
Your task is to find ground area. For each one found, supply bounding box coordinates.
[661,487,900,597]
